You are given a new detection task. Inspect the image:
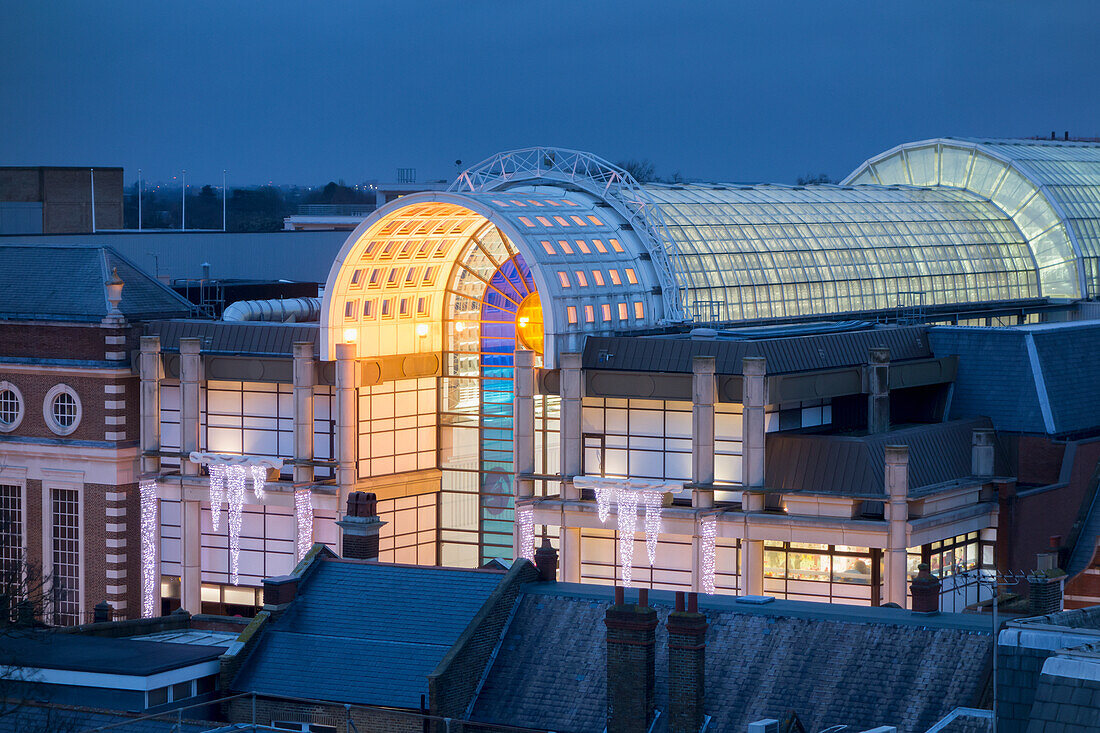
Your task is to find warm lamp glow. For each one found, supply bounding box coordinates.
[515,292,544,354]
[343,328,357,343]
[454,321,466,333]
[416,323,429,337]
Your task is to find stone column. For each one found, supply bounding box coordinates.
[138,336,162,476]
[178,337,203,615]
[884,445,910,607]
[667,592,708,733]
[605,589,658,733]
[292,342,315,484]
[972,428,995,478]
[868,347,890,434]
[692,355,716,508]
[559,352,583,500]
[560,526,582,583]
[335,343,359,491]
[740,357,766,596]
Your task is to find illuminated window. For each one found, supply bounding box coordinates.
[593,239,608,253]
[491,199,508,207]
[562,199,579,206]
[546,199,561,207]
[618,303,629,320]
[519,217,535,227]
[575,239,591,254]
[405,268,418,285]
[601,303,612,321]
[634,301,644,319]
[553,216,569,227]
[609,270,622,285]
[381,299,393,317]
[591,270,605,286]
[344,301,357,319]
[525,199,543,207]
[536,216,552,227]
[399,298,410,316]
[588,215,604,226]
[558,272,571,287]
[574,271,588,287]
[417,297,429,315]
[567,306,578,324]
[625,268,638,284]
[570,215,587,226]
[610,239,625,253]
[584,305,595,323]
[368,270,382,287]
[541,241,555,255]
[423,266,437,285]
[515,293,544,355]
[558,240,574,254]
[509,199,526,207]
[387,269,400,287]
[351,269,364,286]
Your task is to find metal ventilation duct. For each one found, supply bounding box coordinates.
[221,297,322,323]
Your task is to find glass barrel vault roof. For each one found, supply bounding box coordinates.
[643,183,1039,323]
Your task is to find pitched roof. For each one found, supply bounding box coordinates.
[764,418,999,497]
[0,244,194,322]
[145,319,319,357]
[583,325,932,375]
[930,320,1100,436]
[468,586,992,733]
[231,559,505,708]
[0,703,212,733]
[0,631,225,675]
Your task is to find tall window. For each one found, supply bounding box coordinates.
[50,489,80,625]
[0,485,23,602]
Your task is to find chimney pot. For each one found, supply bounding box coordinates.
[909,563,941,613]
[675,591,686,612]
[1065,131,1070,141]
[1050,535,1062,549]
[93,600,112,624]
[614,585,625,606]
[688,592,698,613]
[638,588,649,607]
[534,538,558,581]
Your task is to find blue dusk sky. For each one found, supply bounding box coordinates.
[1,1,1098,186]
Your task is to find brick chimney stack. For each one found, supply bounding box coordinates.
[336,492,385,560]
[534,538,558,581]
[667,591,708,733]
[909,563,941,613]
[605,586,658,733]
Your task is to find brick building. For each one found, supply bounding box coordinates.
[0,243,193,623]
[0,166,124,234]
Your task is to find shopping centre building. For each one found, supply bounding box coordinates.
[5,136,1100,619]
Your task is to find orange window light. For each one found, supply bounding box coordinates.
[618,303,628,320]
[625,268,638,284]
[567,306,578,324]
[609,270,622,285]
[593,239,608,253]
[570,215,587,226]
[591,270,605,286]
[588,215,603,226]
[553,216,569,227]
[558,272,571,287]
[519,216,535,227]
[575,239,591,254]
[574,271,588,287]
[610,239,625,253]
[634,301,644,319]
[601,303,612,321]
[536,216,552,227]
[541,241,556,255]
[584,305,595,323]
[558,240,574,254]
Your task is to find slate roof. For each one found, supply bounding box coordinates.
[145,319,319,357]
[930,321,1100,436]
[231,559,505,708]
[764,418,1000,497]
[0,702,212,733]
[0,631,225,675]
[0,244,194,322]
[583,324,932,375]
[468,585,993,733]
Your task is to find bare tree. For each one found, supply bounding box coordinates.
[615,159,658,183]
[795,173,836,185]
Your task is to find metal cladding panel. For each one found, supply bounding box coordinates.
[1030,322,1100,435]
[582,326,931,376]
[145,319,320,357]
[764,417,994,497]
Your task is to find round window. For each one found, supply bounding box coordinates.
[43,384,82,436]
[0,382,24,432]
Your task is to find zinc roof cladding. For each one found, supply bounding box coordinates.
[231,559,505,708]
[468,590,992,733]
[930,320,1100,436]
[639,182,1040,324]
[764,418,997,497]
[582,325,931,375]
[145,319,319,357]
[0,631,225,675]
[0,244,193,322]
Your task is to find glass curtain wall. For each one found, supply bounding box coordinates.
[441,224,543,566]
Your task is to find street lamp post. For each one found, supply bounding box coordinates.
[137,169,142,231]
[222,169,227,232]
[182,169,187,231]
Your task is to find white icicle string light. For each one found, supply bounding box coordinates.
[208,463,226,531]
[700,514,718,595]
[643,490,662,566]
[249,464,266,499]
[139,479,158,619]
[616,489,640,587]
[226,465,246,585]
[516,504,535,561]
[294,488,312,561]
[595,486,616,524]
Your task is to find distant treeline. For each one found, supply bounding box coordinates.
[123,181,374,231]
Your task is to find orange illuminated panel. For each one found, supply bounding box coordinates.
[567,306,578,324]
[618,303,628,320]
[536,216,552,227]
[601,304,612,322]
[558,272,571,287]
[553,216,569,227]
[574,271,588,287]
[593,239,608,253]
[634,301,644,319]
[625,268,638,284]
[541,241,556,255]
[591,270,605,286]
[575,239,591,254]
[584,305,595,323]
[515,293,544,355]
[588,215,604,226]
[608,270,622,285]
[610,239,625,253]
[570,216,587,226]
[558,240,574,254]
[519,217,535,227]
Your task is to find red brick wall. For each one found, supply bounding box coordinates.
[1015,435,1066,486]
[0,323,110,361]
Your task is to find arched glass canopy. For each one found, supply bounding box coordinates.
[846,138,1100,299]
